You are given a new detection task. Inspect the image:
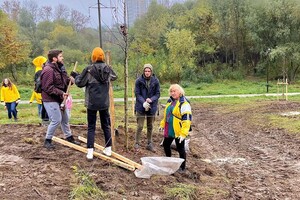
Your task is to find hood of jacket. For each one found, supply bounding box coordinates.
[89,62,110,83]
[32,56,47,72]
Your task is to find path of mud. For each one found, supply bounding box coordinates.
[1,101,300,199]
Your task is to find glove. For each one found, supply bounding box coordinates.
[16,100,20,104]
[159,127,164,132]
[143,102,151,111]
[178,136,185,143]
[70,71,79,79]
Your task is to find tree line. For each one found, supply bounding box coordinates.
[1,0,300,85]
[129,0,300,83]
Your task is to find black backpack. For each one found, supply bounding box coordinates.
[34,70,42,93]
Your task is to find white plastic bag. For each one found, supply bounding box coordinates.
[134,157,184,179]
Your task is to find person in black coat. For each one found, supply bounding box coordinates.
[134,63,160,152]
[71,47,117,160]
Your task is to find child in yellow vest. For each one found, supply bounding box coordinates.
[29,90,42,117]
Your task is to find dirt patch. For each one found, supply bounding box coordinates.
[1,100,300,199]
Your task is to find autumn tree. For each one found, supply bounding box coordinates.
[0,11,30,80]
[165,29,196,82]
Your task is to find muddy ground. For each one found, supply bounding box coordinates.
[1,100,300,199]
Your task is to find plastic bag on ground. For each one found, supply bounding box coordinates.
[134,157,184,179]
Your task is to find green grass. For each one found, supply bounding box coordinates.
[3,78,300,127]
[164,183,198,200]
[16,78,300,101]
[69,166,107,200]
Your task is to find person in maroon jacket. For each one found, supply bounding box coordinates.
[40,49,79,149]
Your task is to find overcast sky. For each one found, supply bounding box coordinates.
[0,0,121,28]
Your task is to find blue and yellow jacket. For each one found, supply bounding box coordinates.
[160,96,192,138]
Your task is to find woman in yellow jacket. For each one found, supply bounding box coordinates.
[1,78,20,121]
[159,84,192,172]
[29,90,42,117]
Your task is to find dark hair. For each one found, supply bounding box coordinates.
[2,78,13,89]
[48,49,62,62]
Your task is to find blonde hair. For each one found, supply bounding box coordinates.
[169,84,185,96]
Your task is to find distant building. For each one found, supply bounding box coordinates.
[127,0,185,27]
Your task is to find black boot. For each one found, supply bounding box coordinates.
[44,139,55,149]
[66,136,80,145]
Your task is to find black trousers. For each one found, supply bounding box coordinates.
[163,137,186,170]
[87,109,112,148]
[41,102,49,121]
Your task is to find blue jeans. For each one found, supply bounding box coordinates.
[43,102,72,140]
[5,102,17,119]
[37,104,42,117]
[87,109,111,148]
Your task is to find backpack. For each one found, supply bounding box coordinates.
[34,70,42,93]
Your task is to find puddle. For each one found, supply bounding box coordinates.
[280,111,300,116]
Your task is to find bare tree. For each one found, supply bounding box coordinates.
[53,4,70,21]
[121,1,129,149]
[70,10,90,32]
[1,0,21,21]
[39,6,52,21]
[22,0,38,23]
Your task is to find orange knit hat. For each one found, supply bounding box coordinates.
[91,47,105,63]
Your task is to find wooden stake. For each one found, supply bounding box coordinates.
[52,136,135,171]
[132,82,135,116]
[106,51,116,150]
[78,136,142,169]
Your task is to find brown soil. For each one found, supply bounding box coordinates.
[1,100,300,199]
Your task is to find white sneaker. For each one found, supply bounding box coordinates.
[103,146,112,156]
[86,148,94,160]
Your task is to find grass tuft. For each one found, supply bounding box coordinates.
[164,183,197,200]
[69,166,107,200]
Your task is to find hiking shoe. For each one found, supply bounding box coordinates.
[146,143,156,152]
[103,146,112,156]
[44,139,55,149]
[86,148,94,160]
[66,136,80,145]
[177,168,186,174]
[134,143,140,149]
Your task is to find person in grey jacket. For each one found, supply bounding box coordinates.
[134,63,160,152]
[71,47,117,160]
